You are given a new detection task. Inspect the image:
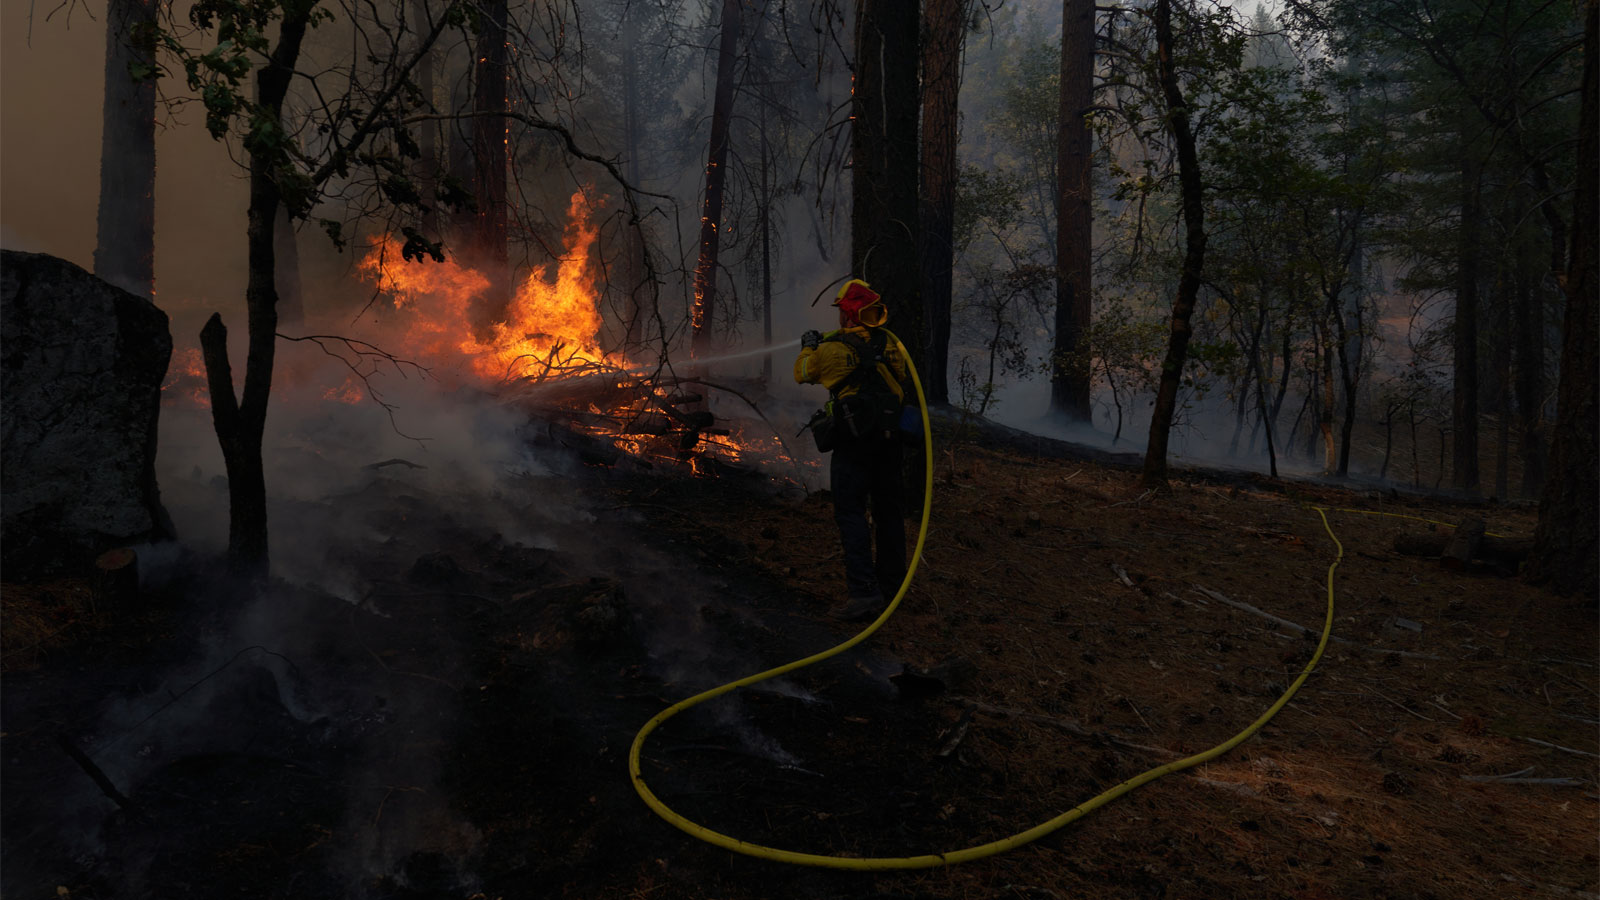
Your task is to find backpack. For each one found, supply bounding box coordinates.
[804,329,904,452]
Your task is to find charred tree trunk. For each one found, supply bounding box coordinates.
[691,0,744,358]
[1246,303,1279,478]
[1141,0,1206,490]
[1526,0,1598,598]
[919,0,964,405]
[1319,321,1337,474]
[414,0,440,238]
[1513,220,1547,498]
[1492,276,1512,499]
[759,102,774,383]
[94,0,156,300]
[1333,293,1362,477]
[202,9,313,580]
[852,0,923,373]
[622,10,646,348]
[1452,149,1482,496]
[274,208,303,329]
[1052,0,1095,421]
[471,0,510,316]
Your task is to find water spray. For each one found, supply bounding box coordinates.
[672,338,802,371]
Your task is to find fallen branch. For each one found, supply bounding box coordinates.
[1498,873,1600,899]
[1111,563,1134,587]
[937,709,974,757]
[1462,774,1587,786]
[1192,584,1444,660]
[1193,776,1259,797]
[58,734,134,812]
[952,698,1177,758]
[1517,737,1600,760]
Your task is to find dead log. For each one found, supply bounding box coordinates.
[1392,532,1534,566]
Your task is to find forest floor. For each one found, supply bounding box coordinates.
[2,415,1596,900]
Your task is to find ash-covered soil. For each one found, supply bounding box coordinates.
[3,422,1596,900]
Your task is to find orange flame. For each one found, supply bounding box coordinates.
[357,190,611,382]
[161,346,211,409]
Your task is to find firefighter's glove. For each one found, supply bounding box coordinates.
[801,330,822,350]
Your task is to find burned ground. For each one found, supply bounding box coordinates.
[3,423,1596,900]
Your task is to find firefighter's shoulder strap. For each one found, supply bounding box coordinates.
[823,329,898,401]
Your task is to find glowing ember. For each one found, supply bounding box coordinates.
[161,346,211,409]
[323,378,365,405]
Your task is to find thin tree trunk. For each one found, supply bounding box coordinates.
[1514,220,1547,497]
[1452,148,1482,495]
[1380,403,1394,480]
[414,0,439,238]
[1409,405,1420,488]
[691,0,743,358]
[1527,0,1598,597]
[1319,324,1336,474]
[1051,0,1094,421]
[920,0,964,405]
[1492,276,1512,499]
[1141,0,1207,489]
[760,102,773,384]
[202,9,314,580]
[94,0,156,299]
[621,10,647,348]
[472,0,510,318]
[1333,289,1361,477]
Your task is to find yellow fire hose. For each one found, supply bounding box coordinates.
[628,330,1345,870]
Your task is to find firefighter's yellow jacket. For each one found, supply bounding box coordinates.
[793,326,908,402]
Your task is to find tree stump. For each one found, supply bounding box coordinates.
[93,547,139,605]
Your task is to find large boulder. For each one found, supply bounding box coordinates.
[2,250,173,578]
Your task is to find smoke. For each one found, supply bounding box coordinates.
[2,5,874,888]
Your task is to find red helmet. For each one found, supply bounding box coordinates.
[833,279,887,326]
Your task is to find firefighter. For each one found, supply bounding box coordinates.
[794,279,909,622]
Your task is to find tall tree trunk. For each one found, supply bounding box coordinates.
[1492,276,1512,499]
[1051,0,1094,421]
[759,101,773,383]
[1319,322,1337,474]
[1141,0,1206,489]
[622,9,646,347]
[201,9,314,580]
[274,208,302,329]
[1247,303,1278,477]
[1452,149,1482,495]
[852,0,922,372]
[1526,0,1598,598]
[1513,209,1547,498]
[1332,289,1362,477]
[94,0,156,299]
[691,0,743,358]
[414,0,440,239]
[472,0,510,319]
[919,0,964,405]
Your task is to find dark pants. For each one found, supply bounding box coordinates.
[830,435,906,600]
